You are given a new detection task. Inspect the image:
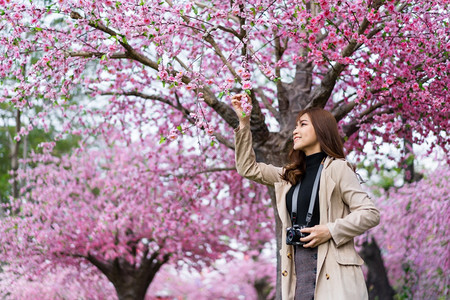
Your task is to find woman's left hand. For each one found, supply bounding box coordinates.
[300,225,332,248]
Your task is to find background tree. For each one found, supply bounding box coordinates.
[0,131,274,299]
[0,254,276,299]
[1,0,448,297]
[369,166,450,299]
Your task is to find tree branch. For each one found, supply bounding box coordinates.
[102,91,235,149]
[86,253,112,277]
[67,51,128,59]
[70,7,268,146]
[254,87,280,120]
[332,100,357,121]
[273,30,289,116]
[307,0,384,109]
[342,103,387,138]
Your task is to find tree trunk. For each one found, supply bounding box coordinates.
[360,239,395,300]
[87,252,169,300]
[254,276,276,300]
[11,109,21,210]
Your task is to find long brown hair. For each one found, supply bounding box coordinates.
[281,107,345,185]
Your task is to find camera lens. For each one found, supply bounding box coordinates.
[287,230,294,242]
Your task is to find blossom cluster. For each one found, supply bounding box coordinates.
[0,0,447,159]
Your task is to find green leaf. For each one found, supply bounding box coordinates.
[242,111,247,117]
[116,1,121,8]
[192,5,198,15]
[405,201,411,211]
[177,125,183,132]
[210,140,216,147]
[92,187,100,196]
[207,13,212,21]
[101,54,107,60]
[218,91,224,99]
[245,89,251,95]
[122,35,127,44]
[159,136,166,144]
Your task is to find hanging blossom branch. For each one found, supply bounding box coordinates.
[69,9,242,138]
[100,91,235,149]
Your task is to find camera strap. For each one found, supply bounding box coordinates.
[291,158,325,226]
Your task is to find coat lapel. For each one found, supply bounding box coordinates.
[275,181,292,228]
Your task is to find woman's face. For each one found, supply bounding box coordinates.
[293,113,321,155]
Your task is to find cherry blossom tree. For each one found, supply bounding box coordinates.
[1,0,448,297]
[0,263,116,299]
[368,166,450,299]
[0,133,274,299]
[0,254,276,299]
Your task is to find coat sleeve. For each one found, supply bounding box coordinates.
[234,124,283,186]
[327,161,380,247]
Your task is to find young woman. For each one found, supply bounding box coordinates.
[231,94,380,300]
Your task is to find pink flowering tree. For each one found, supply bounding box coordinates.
[0,254,275,300]
[146,254,276,299]
[367,166,450,299]
[0,264,116,300]
[1,0,449,297]
[0,133,274,299]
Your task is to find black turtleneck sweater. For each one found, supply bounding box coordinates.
[286,152,327,227]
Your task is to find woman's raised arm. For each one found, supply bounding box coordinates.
[232,94,282,186]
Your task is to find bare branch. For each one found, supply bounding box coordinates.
[67,51,128,59]
[342,103,386,138]
[254,87,280,120]
[332,101,357,121]
[213,131,235,149]
[197,167,236,174]
[163,167,237,178]
[102,91,235,149]
[273,30,289,115]
[102,91,177,108]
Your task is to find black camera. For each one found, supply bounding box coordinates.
[286,224,309,245]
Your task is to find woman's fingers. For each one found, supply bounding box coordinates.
[231,94,248,111]
[300,225,332,248]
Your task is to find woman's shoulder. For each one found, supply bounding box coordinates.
[326,157,352,169]
[326,157,356,176]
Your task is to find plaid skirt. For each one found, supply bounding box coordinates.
[294,245,318,300]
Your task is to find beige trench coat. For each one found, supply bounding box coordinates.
[235,125,380,300]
